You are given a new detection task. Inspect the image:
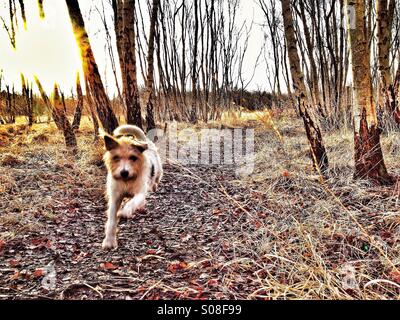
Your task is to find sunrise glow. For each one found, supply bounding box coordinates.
[0,0,83,95]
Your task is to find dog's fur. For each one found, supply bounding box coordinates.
[101,125,163,250]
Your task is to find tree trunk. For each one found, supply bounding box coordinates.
[85,79,100,141]
[21,73,33,126]
[280,0,328,175]
[190,0,199,123]
[299,0,320,106]
[112,0,127,111]
[347,0,392,184]
[145,0,160,130]
[72,72,84,130]
[35,77,77,153]
[377,0,392,89]
[53,85,78,153]
[122,0,142,128]
[65,0,119,133]
[38,0,45,19]
[377,0,399,126]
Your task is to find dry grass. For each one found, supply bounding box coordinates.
[1,112,400,299]
[0,119,105,243]
[217,110,400,299]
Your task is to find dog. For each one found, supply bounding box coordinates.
[101,124,163,250]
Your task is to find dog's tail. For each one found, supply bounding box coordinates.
[113,125,147,141]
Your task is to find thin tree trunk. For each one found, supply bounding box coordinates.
[377,0,399,125]
[145,0,160,130]
[35,77,77,153]
[21,73,33,126]
[281,0,329,175]
[112,0,127,111]
[72,72,84,130]
[85,79,100,141]
[123,0,142,128]
[190,0,199,123]
[299,1,320,106]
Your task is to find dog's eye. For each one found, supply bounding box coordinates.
[113,156,120,161]
[129,156,138,162]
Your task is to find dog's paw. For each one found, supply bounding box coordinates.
[117,208,133,219]
[102,237,118,250]
[137,200,146,210]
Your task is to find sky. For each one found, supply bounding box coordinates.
[0,0,269,96]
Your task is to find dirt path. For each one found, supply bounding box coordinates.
[0,155,264,299]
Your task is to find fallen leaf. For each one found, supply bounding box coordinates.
[282,170,291,178]
[212,208,222,215]
[254,220,262,229]
[33,268,44,278]
[0,240,5,251]
[181,234,192,242]
[389,270,400,284]
[9,259,19,267]
[100,262,118,270]
[167,261,188,273]
[207,279,218,287]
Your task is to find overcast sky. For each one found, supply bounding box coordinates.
[0,0,270,96]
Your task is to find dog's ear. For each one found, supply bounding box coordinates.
[103,134,119,151]
[133,141,148,153]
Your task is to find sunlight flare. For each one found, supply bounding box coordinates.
[0,0,83,95]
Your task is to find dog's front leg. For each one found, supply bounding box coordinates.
[118,193,146,219]
[102,196,122,250]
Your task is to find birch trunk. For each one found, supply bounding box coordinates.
[347,0,392,184]
[281,0,329,175]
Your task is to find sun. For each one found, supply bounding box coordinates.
[0,0,84,95]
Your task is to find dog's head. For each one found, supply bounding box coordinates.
[102,133,148,181]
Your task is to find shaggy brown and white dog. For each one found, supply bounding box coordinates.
[101,125,163,249]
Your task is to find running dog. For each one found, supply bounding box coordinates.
[101,125,163,249]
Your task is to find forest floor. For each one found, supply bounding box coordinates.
[0,112,400,300]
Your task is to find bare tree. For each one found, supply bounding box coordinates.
[145,0,160,130]
[35,77,77,153]
[347,0,392,184]
[65,0,119,133]
[72,72,83,130]
[122,0,143,128]
[20,73,33,126]
[280,0,329,175]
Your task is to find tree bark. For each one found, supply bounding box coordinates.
[145,0,160,130]
[347,0,392,184]
[122,0,142,128]
[377,0,399,126]
[85,79,100,140]
[21,73,33,126]
[35,77,77,153]
[280,0,329,175]
[65,0,119,133]
[112,0,127,110]
[72,72,84,130]
[190,0,199,123]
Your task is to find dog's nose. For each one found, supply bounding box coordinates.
[120,170,129,178]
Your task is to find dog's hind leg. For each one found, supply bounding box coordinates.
[118,193,146,218]
[102,196,122,250]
